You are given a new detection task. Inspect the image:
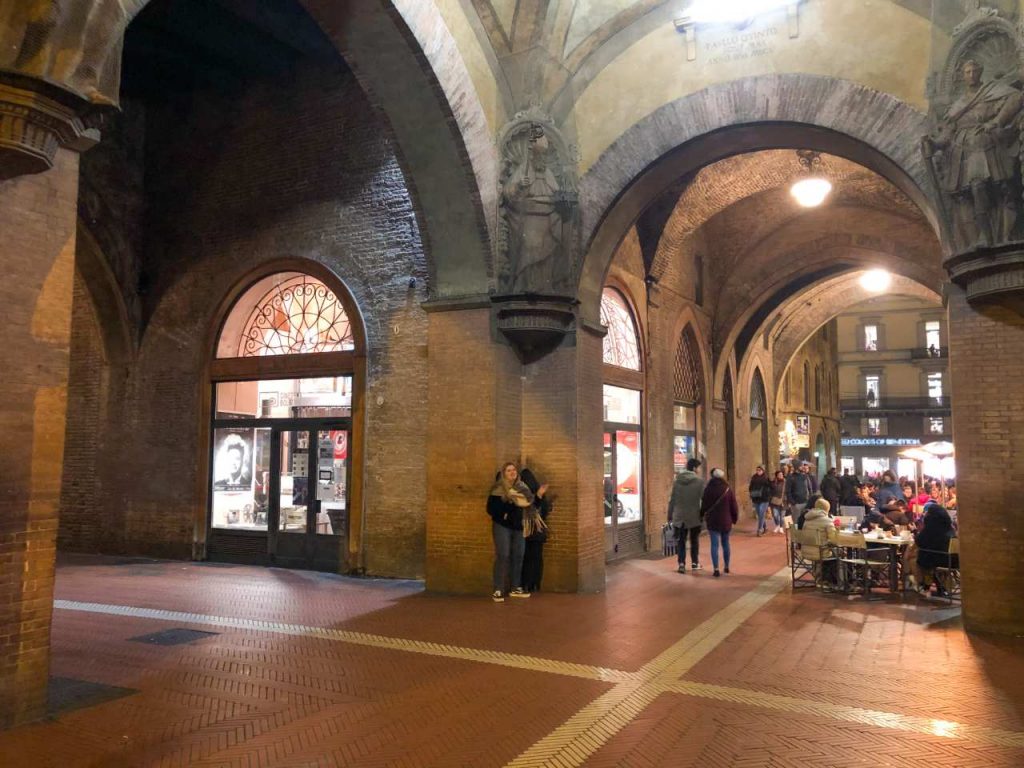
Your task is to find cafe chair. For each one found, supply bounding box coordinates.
[835,530,891,598]
[791,526,838,592]
[918,537,961,603]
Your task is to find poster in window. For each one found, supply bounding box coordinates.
[213,430,254,491]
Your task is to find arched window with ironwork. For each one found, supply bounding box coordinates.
[750,368,767,421]
[600,287,642,371]
[672,325,704,475]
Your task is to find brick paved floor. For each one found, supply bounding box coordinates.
[1,525,1022,767]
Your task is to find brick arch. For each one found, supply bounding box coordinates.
[710,231,944,401]
[765,272,941,398]
[73,223,133,368]
[84,0,496,299]
[576,74,939,325]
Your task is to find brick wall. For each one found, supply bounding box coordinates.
[0,149,79,728]
[947,285,1024,634]
[57,275,104,553]
[67,62,431,577]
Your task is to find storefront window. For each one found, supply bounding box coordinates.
[840,456,856,475]
[215,376,352,420]
[673,404,697,474]
[603,385,640,424]
[861,457,890,477]
[603,431,642,524]
[211,427,271,530]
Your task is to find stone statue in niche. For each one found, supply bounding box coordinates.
[924,57,1023,251]
[498,115,577,295]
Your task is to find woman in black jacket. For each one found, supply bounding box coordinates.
[914,503,957,595]
[487,463,534,602]
[748,466,773,536]
[519,468,550,593]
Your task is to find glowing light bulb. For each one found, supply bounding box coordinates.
[790,177,832,207]
[859,269,892,293]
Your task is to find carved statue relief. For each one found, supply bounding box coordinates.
[923,6,1024,253]
[497,109,579,295]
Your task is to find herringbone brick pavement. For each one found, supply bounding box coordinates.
[0,530,1021,768]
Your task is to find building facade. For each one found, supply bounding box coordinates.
[837,296,951,479]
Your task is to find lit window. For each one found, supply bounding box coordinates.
[863,325,878,351]
[925,321,941,356]
[601,288,641,370]
[865,376,880,407]
[928,372,943,403]
[866,418,884,436]
[930,417,944,434]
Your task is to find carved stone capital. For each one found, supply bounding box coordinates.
[491,294,577,364]
[0,76,99,180]
[945,242,1024,313]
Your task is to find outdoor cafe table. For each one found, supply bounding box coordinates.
[839,529,913,592]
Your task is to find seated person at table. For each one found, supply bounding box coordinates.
[796,493,823,530]
[914,503,958,595]
[797,498,836,584]
[883,499,911,527]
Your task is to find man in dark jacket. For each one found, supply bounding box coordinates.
[820,467,841,511]
[785,464,813,519]
[669,458,705,573]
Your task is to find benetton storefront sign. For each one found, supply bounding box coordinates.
[841,438,921,447]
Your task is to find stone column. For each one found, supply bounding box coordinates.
[0,146,80,728]
[947,284,1024,635]
[424,306,523,593]
[424,307,606,594]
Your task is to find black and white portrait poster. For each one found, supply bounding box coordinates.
[213,429,254,491]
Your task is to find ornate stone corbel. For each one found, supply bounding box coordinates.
[491,293,577,364]
[0,75,99,180]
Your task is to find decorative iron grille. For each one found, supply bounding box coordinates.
[750,368,767,420]
[238,276,354,357]
[673,326,703,404]
[600,288,641,370]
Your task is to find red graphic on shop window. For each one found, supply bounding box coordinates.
[331,431,348,460]
[615,430,639,495]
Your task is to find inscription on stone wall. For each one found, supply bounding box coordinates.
[704,27,779,65]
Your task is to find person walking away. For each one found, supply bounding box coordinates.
[748,466,772,536]
[487,462,534,601]
[669,458,705,573]
[702,468,739,577]
[785,462,813,522]
[820,467,841,513]
[769,470,786,534]
[519,468,550,593]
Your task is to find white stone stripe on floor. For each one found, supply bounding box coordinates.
[503,567,792,768]
[52,599,634,683]
[663,680,1024,749]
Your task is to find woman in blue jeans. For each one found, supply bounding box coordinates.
[486,462,535,601]
[701,468,740,577]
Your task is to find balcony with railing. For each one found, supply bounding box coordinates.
[910,346,948,360]
[840,395,951,414]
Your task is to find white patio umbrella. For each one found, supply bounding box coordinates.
[921,441,956,496]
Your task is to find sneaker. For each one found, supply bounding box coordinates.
[509,588,531,598]
[492,590,504,602]
[713,570,721,578]
[677,565,688,574]
[691,563,703,571]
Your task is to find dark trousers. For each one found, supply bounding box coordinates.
[522,539,545,592]
[675,525,701,566]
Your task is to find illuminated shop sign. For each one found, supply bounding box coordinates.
[841,438,921,447]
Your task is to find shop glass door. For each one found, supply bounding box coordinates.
[604,429,643,557]
[271,424,348,569]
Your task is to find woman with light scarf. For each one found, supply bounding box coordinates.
[487,462,534,602]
